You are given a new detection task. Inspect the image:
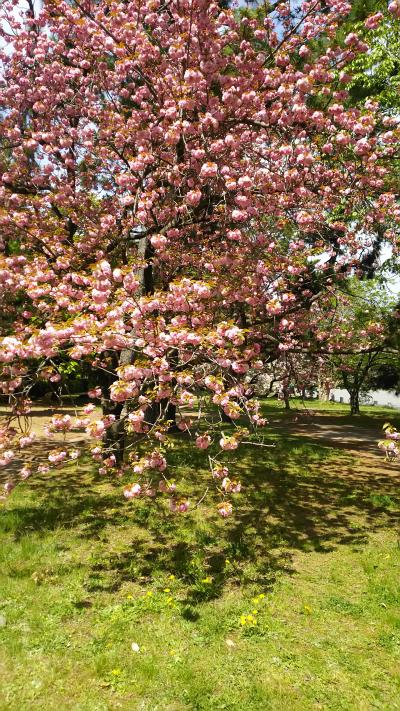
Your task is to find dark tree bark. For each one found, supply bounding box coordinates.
[101,235,154,462]
[283,392,291,410]
[349,387,360,415]
[342,352,380,417]
[318,379,331,402]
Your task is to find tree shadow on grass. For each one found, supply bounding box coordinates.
[1,434,400,606]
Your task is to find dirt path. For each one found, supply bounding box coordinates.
[286,420,379,449]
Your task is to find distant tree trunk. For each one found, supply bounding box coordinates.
[103,402,126,463]
[278,380,291,410]
[349,387,360,415]
[283,386,291,410]
[318,379,331,401]
[164,401,178,431]
[343,352,379,417]
[143,399,178,430]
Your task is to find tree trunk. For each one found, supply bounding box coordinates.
[318,379,331,402]
[221,409,234,423]
[349,388,360,415]
[103,403,126,464]
[101,234,154,463]
[165,402,179,432]
[143,399,177,430]
[283,388,291,410]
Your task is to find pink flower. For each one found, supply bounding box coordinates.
[91,446,103,461]
[213,465,229,480]
[223,403,241,420]
[48,450,67,464]
[299,45,310,58]
[232,209,247,222]
[86,420,106,438]
[219,436,239,451]
[195,434,212,449]
[19,433,36,448]
[20,466,32,480]
[146,451,167,471]
[83,403,95,415]
[252,415,266,427]
[150,234,168,250]
[88,387,102,399]
[50,415,72,432]
[200,162,218,179]
[170,498,190,513]
[127,410,145,433]
[186,189,202,207]
[103,455,116,467]
[178,390,195,407]
[38,465,50,474]
[184,68,203,85]
[222,477,241,494]
[143,487,156,498]
[4,481,15,495]
[344,32,358,47]
[364,12,383,29]
[177,417,192,431]
[0,450,14,467]
[158,479,176,494]
[221,476,231,492]
[102,415,116,429]
[124,483,141,499]
[218,502,233,518]
[75,418,90,429]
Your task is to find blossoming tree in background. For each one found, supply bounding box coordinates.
[0,0,399,512]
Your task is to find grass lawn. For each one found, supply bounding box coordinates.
[1,402,400,710]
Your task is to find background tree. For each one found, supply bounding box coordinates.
[323,279,397,414]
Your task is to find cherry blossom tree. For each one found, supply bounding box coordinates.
[0,0,399,512]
